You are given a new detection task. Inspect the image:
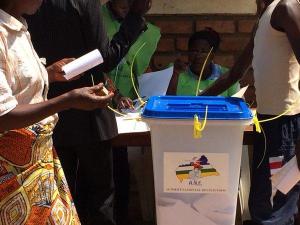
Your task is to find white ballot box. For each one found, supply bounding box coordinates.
[142,96,252,225]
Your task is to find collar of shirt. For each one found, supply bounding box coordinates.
[0,9,28,32]
[187,63,219,80]
[209,63,222,80]
[187,67,199,80]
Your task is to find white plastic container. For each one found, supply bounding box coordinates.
[142,96,252,225]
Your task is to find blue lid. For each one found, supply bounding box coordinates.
[142,96,252,120]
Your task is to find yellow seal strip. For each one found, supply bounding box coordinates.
[130,42,147,107]
[194,106,208,139]
[195,47,214,96]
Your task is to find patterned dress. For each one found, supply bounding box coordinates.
[0,125,80,225]
[0,9,80,225]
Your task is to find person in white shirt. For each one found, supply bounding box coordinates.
[0,1,113,224]
[201,0,300,224]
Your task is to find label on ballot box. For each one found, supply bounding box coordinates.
[164,152,229,194]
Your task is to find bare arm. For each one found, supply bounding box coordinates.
[271,0,300,64]
[0,94,70,132]
[200,1,273,96]
[200,37,254,96]
[0,84,113,132]
[166,59,187,95]
[166,70,180,95]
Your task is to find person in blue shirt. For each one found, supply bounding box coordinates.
[167,28,239,96]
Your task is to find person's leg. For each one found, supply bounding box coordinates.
[55,146,89,223]
[248,116,273,224]
[249,114,300,225]
[55,146,78,199]
[113,146,130,225]
[294,197,300,225]
[76,141,115,225]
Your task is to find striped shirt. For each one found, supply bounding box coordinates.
[0,9,57,125]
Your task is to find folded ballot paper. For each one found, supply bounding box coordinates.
[62,49,103,80]
[271,156,300,194]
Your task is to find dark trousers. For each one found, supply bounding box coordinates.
[56,141,114,225]
[113,147,130,225]
[249,114,300,225]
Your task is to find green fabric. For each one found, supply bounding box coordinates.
[176,67,239,96]
[102,4,161,99]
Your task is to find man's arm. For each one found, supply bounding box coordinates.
[200,1,273,96]
[0,85,113,132]
[166,59,187,95]
[200,36,254,96]
[80,0,148,74]
[271,0,300,64]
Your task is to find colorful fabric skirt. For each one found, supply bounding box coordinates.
[0,124,80,225]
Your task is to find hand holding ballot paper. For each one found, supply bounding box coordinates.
[47,49,110,97]
[62,49,104,80]
[47,58,75,83]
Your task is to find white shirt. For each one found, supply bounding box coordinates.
[0,9,57,125]
[253,0,300,115]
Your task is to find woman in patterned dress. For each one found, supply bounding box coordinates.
[0,1,114,224]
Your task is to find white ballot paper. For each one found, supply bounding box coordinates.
[271,156,300,194]
[116,113,149,134]
[138,66,174,97]
[231,85,248,98]
[62,49,103,80]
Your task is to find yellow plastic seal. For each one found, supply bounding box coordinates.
[194,114,202,138]
[193,106,208,139]
[253,114,261,133]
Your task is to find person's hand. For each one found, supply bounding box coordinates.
[67,83,114,110]
[173,58,188,76]
[104,75,117,93]
[130,0,152,16]
[47,58,75,83]
[166,58,188,95]
[117,97,134,111]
